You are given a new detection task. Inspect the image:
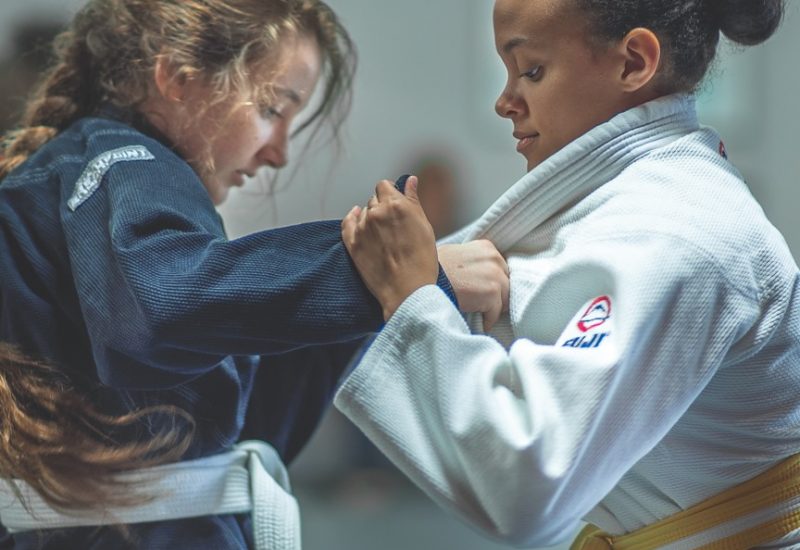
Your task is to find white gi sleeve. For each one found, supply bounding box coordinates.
[334,233,761,547]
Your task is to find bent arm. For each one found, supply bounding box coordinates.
[335,237,758,546]
[62,157,453,385]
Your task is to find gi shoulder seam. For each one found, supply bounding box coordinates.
[67,145,155,211]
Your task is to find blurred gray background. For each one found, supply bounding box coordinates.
[1,1,798,549]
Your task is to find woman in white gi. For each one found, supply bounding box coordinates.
[338,0,800,548]
[0,0,507,548]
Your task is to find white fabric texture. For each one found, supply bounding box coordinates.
[335,94,800,548]
[0,440,300,550]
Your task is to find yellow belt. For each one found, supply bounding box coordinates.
[571,454,800,550]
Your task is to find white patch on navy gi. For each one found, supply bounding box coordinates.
[557,295,613,349]
[67,145,155,211]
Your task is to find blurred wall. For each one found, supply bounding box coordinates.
[744,4,800,256]
[0,1,80,53]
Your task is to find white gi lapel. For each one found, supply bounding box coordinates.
[448,94,700,252]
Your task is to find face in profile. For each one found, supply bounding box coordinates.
[166,34,322,205]
[493,0,628,171]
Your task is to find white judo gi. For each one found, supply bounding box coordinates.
[334,94,800,548]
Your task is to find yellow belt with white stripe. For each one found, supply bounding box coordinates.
[571,454,800,550]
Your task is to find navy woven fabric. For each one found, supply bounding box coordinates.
[0,114,455,549]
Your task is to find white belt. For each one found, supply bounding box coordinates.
[0,440,301,550]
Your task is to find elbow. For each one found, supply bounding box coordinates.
[450,449,584,547]
[131,282,198,341]
[477,502,581,548]
[446,467,581,548]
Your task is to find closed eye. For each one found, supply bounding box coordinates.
[521,65,543,81]
[262,106,285,120]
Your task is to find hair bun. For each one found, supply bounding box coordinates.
[707,0,785,45]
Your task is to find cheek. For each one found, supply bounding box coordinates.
[216,122,264,158]
[548,75,609,141]
[239,118,276,151]
[569,63,622,121]
[533,79,575,138]
[254,122,276,145]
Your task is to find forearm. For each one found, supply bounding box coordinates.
[335,286,592,545]
[334,277,742,546]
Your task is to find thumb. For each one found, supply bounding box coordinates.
[404,175,421,203]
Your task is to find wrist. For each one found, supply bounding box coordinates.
[379,292,409,322]
[381,304,398,322]
[378,284,424,321]
[375,267,439,321]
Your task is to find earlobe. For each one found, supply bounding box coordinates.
[619,28,661,92]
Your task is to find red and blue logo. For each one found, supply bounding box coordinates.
[719,140,728,160]
[577,296,611,333]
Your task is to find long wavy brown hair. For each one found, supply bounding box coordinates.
[0,343,194,512]
[0,0,356,179]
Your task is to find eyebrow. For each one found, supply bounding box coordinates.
[502,37,528,54]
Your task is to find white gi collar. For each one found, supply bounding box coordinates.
[447,93,700,251]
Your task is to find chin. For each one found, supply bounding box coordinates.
[526,150,552,172]
[207,186,227,206]
[213,191,230,206]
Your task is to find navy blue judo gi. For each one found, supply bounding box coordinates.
[0,108,455,549]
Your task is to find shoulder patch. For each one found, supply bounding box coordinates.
[68,145,155,211]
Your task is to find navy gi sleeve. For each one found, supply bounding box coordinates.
[60,150,456,385]
[241,339,366,464]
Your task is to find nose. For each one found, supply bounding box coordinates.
[258,122,289,169]
[495,82,523,120]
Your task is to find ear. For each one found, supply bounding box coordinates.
[617,27,661,92]
[153,55,188,102]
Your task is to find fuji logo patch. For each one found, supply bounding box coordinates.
[577,296,611,333]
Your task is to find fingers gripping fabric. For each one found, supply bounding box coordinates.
[394,173,459,309]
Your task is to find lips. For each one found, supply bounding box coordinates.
[515,133,539,153]
[233,170,255,186]
[231,171,246,187]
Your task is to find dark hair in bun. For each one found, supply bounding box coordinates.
[710,0,785,45]
[574,0,785,92]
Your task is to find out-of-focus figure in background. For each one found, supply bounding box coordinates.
[408,150,462,239]
[0,22,61,134]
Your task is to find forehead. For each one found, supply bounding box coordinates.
[251,34,322,101]
[493,0,578,45]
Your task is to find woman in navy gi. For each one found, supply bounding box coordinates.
[0,0,510,548]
